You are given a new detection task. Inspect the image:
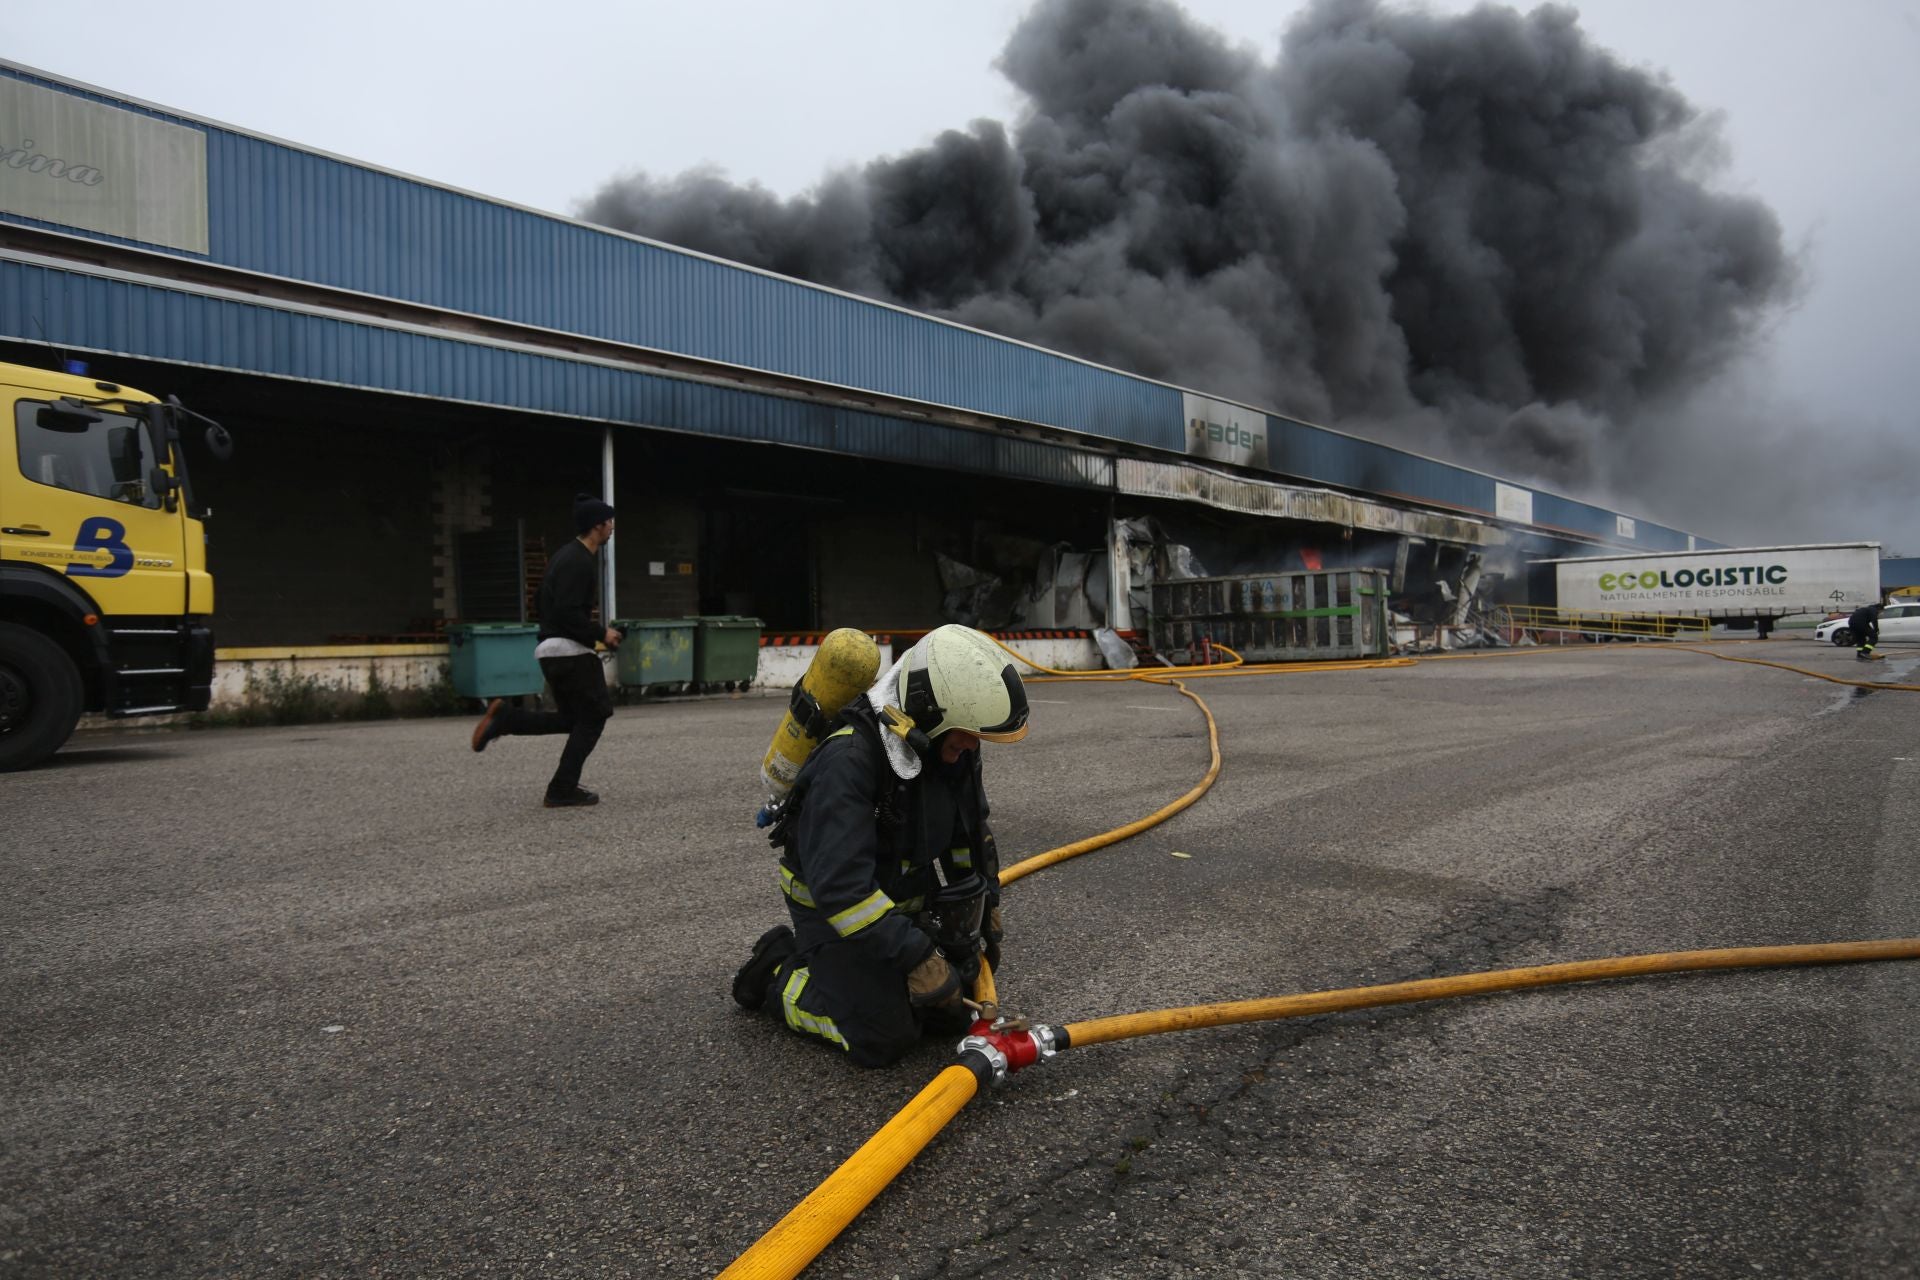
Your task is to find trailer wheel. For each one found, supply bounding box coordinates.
[1831,628,1853,647]
[0,622,85,771]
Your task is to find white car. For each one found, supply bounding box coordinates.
[1815,601,1920,646]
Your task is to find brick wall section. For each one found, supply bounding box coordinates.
[487,428,601,624]
[485,427,703,626]
[430,443,492,619]
[613,488,700,621]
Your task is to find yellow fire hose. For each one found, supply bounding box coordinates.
[723,938,1920,1280]
[719,637,1920,1279]
[1668,643,1920,692]
[997,675,1220,886]
[715,1063,983,1280]
[1059,939,1920,1047]
[993,637,1424,886]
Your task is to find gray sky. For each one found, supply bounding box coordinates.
[5,1,1917,550]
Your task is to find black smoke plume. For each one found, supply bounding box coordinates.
[579,0,1816,531]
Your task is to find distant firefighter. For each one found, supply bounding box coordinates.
[1848,600,1884,661]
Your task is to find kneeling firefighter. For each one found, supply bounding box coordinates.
[731,624,1030,1067]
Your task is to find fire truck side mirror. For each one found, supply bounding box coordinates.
[163,395,234,463]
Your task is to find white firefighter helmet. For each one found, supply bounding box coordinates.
[897,625,1030,743]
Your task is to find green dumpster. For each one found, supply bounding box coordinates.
[613,619,696,692]
[690,615,763,690]
[447,622,543,698]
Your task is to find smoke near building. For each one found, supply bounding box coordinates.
[577,0,1841,537]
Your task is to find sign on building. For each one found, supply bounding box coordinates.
[1494,482,1533,525]
[1181,392,1269,469]
[1,77,209,254]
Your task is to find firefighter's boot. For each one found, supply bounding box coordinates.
[732,925,796,1011]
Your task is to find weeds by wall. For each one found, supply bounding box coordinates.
[195,661,464,728]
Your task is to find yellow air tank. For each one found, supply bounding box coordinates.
[760,628,882,801]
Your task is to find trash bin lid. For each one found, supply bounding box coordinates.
[449,621,539,635]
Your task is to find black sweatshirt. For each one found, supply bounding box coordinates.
[537,537,602,648]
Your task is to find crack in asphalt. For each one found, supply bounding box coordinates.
[910,886,1580,1277]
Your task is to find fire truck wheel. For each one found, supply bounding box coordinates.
[0,622,84,771]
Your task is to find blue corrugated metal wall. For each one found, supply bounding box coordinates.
[0,257,1116,491]
[1531,492,1693,553]
[0,62,1706,552]
[0,65,1178,453]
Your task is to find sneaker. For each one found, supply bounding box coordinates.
[731,925,796,1010]
[543,786,599,808]
[471,699,506,752]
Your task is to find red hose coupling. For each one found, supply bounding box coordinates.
[957,1021,1061,1087]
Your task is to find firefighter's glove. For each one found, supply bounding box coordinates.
[983,904,1004,971]
[906,951,964,1009]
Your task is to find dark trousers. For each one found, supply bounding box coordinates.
[495,653,613,794]
[766,936,972,1068]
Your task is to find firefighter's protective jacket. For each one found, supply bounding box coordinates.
[773,703,998,972]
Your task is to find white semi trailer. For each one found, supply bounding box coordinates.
[1534,542,1883,636]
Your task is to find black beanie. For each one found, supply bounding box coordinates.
[573,493,616,534]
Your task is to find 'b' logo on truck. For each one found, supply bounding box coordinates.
[67,516,133,578]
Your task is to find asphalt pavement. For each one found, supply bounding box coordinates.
[3,639,1917,1278]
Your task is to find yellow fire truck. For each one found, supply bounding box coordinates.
[0,360,231,769]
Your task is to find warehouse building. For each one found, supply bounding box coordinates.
[3,61,1717,672]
